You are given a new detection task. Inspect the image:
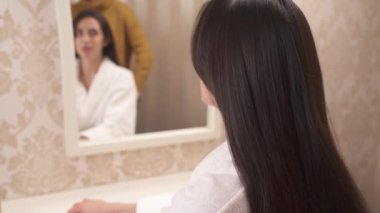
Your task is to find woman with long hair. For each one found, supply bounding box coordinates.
[68,0,367,212]
[74,10,137,140]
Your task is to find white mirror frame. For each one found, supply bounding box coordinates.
[55,0,223,157]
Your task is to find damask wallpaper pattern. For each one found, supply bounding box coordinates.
[0,0,379,212]
[295,0,380,211]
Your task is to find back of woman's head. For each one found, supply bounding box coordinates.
[192,0,367,212]
[73,9,118,64]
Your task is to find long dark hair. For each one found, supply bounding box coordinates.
[73,9,118,64]
[192,0,367,212]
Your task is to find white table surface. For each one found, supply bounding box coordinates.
[2,172,191,213]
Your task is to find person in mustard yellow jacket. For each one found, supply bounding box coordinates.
[71,0,153,93]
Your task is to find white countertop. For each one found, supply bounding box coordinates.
[2,172,191,213]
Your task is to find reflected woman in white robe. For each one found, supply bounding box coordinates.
[74,10,137,140]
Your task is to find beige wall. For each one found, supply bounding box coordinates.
[294,0,380,211]
[0,0,379,212]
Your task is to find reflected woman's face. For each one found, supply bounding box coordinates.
[74,17,107,61]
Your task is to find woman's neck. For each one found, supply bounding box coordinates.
[81,56,103,75]
[79,56,104,90]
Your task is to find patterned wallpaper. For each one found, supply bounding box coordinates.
[0,0,379,212]
[294,0,380,211]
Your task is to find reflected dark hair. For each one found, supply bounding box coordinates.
[192,0,367,212]
[73,9,118,64]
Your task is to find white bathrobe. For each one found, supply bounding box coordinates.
[77,58,137,140]
[137,142,250,213]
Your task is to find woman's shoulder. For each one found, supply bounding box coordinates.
[162,142,249,212]
[102,58,134,80]
[97,58,136,91]
[192,142,235,176]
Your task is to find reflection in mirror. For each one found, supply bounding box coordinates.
[73,9,138,140]
[133,1,207,134]
[57,0,221,156]
[70,0,207,141]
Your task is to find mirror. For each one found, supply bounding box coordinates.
[55,0,223,156]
